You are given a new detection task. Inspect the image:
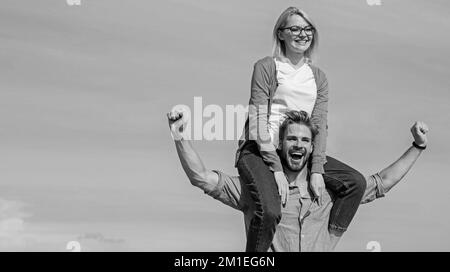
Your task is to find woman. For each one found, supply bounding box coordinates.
[235,7,367,252]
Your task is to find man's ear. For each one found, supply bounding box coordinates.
[277,141,282,151]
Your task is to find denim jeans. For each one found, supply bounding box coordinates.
[237,141,366,252]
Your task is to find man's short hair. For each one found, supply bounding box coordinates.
[278,110,318,143]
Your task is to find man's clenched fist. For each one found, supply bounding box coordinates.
[167,108,189,140]
[411,121,429,147]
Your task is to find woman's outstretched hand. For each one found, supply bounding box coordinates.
[310,173,325,206]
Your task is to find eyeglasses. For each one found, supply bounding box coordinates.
[279,25,315,36]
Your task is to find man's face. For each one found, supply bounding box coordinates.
[278,123,313,172]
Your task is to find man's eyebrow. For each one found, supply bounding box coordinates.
[286,135,311,140]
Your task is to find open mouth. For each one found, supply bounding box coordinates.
[289,149,306,161]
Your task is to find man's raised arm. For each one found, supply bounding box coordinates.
[379,121,428,193]
[167,109,219,192]
[362,121,429,203]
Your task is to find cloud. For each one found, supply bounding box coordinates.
[0,198,128,251]
[77,232,125,244]
[0,198,35,250]
[70,233,128,252]
[0,199,29,221]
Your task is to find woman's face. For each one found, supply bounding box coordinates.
[278,14,313,56]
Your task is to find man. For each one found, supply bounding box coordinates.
[167,109,429,251]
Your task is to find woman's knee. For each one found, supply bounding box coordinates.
[237,154,267,179]
[347,171,367,197]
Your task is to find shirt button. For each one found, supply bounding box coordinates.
[301,234,305,239]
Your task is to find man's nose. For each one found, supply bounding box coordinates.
[293,141,305,148]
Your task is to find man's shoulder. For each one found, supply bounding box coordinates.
[206,170,246,211]
[212,170,242,186]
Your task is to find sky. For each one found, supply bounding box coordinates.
[0,0,449,251]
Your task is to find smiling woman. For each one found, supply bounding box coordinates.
[272,8,319,62]
[234,6,367,252]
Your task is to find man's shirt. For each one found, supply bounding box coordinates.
[204,171,386,252]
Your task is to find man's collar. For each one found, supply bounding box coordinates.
[288,169,315,199]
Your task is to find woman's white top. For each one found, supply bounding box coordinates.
[268,59,318,147]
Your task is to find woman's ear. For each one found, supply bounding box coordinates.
[277,30,284,41]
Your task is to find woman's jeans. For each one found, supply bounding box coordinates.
[237,141,366,252]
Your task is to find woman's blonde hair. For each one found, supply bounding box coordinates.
[272,7,319,63]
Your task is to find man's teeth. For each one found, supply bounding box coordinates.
[290,152,304,160]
